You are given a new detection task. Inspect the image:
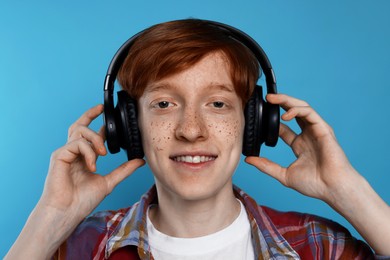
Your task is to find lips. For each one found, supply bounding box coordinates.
[171,155,217,164]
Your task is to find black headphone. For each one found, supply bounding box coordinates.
[103,20,280,160]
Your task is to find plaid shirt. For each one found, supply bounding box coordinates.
[54,185,383,260]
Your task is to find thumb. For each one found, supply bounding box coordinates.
[245,156,287,186]
[104,159,146,193]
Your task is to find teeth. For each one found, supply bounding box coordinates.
[173,155,215,163]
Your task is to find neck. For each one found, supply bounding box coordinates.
[149,183,240,238]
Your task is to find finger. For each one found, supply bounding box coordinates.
[279,123,297,147]
[268,94,326,127]
[68,105,104,140]
[97,125,107,154]
[282,106,323,126]
[266,93,309,111]
[68,126,106,155]
[98,125,106,141]
[104,159,146,193]
[73,104,104,127]
[68,104,104,139]
[245,157,288,186]
[54,139,98,172]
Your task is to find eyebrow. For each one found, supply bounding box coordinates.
[209,83,235,93]
[144,83,173,94]
[145,82,235,94]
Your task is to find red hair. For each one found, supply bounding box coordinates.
[118,19,260,105]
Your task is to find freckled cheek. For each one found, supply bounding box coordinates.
[142,119,174,152]
[208,117,244,145]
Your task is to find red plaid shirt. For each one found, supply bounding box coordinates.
[54,185,383,260]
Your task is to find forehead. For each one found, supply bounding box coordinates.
[144,52,236,94]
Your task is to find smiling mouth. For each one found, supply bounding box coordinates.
[171,155,217,164]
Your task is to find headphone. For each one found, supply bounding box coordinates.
[103,20,280,160]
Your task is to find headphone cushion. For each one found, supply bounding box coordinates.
[117,90,144,160]
[243,86,264,156]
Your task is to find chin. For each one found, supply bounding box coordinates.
[156,176,234,202]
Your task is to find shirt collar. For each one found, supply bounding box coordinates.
[233,186,299,259]
[105,186,157,259]
[105,185,299,259]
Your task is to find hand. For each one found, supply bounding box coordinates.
[39,104,145,223]
[245,93,390,255]
[245,94,358,203]
[5,104,145,259]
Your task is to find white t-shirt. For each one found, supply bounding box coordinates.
[146,200,255,260]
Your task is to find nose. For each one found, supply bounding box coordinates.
[175,106,208,142]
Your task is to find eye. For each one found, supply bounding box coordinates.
[158,101,170,108]
[153,101,173,109]
[212,101,225,108]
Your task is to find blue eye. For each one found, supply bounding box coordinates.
[213,101,225,108]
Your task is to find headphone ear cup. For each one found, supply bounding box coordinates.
[104,104,121,154]
[264,102,280,147]
[243,86,265,156]
[116,90,144,160]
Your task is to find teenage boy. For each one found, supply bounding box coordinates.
[6,19,390,259]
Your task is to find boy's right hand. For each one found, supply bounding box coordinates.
[5,105,145,260]
[40,104,145,222]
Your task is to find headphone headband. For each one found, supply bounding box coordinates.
[103,20,277,94]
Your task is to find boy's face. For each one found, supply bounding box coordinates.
[138,52,244,201]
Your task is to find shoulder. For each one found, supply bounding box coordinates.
[260,206,375,259]
[261,205,341,231]
[73,208,130,243]
[53,206,132,260]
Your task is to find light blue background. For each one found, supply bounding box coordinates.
[1,0,389,256]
